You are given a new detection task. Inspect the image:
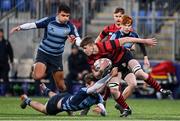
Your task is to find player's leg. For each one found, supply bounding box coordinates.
[122,73,137,100]
[115,72,137,113]
[33,62,47,80]
[107,73,131,117]
[52,71,66,91]
[128,59,172,96]
[20,94,47,114]
[48,54,66,92]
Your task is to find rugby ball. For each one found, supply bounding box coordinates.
[94,58,112,71]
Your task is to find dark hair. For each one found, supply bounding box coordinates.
[58,3,71,13]
[114,7,125,14]
[80,36,94,48]
[84,73,95,85]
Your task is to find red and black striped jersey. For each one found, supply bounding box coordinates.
[99,24,121,40]
[87,39,126,67]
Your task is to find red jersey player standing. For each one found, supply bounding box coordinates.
[95,7,125,42]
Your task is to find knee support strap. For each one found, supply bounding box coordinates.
[132,64,141,74]
[108,83,119,88]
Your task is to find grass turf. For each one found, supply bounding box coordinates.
[0,97,180,120]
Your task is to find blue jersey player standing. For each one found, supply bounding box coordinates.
[19,67,119,116]
[10,3,82,91]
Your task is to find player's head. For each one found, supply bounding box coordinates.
[84,73,96,88]
[80,36,96,56]
[113,7,125,26]
[121,15,133,34]
[57,3,71,23]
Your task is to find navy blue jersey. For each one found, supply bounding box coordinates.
[60,87,103,111]
[110,30,139,49]
[35,16,80,56]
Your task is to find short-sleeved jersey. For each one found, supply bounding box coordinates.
[99,24,121,40]
[35,16,80,56]
[87,40,126,67]
[60,87,103,111]
[110,30,147,56]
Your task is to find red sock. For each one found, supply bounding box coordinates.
[145,75,161,91]
[115,94,129,109]
[103,87,110,101]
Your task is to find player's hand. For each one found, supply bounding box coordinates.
[67,35,75,43]
[143,56,150,68]
[110,67,118,77]
[10,26,21,34]
[144,38,157,46]
[93,105,102,114]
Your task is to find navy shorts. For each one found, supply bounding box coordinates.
[35,50,63,74]
[46,92,69,115]
[115,50,134,79]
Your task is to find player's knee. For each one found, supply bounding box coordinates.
[108,83,119,95]
[128,81,137,88]
[32,72,44,80]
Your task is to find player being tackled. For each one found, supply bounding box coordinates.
[20,66,119,116]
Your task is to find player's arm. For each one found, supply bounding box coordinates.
[95,26,109,43]
[68,24,82,46]
[87,67,118,94]
[92,94,107,116]
[118,37,157,46]
[137,43,150,67]
[10,22,37,34]
[10,17,53,34]
[93,103,107,116]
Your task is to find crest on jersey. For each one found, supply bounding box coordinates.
[49,27,54,32]
[64,29,69,34]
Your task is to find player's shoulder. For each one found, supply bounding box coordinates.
[112,30,122,38]
[67,21,76,29]
[130,31,139,37]
[44,16,56,21]
[108,23,116,29]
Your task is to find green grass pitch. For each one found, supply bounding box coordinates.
[0,97,180,120]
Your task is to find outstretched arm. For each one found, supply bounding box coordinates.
[10,23,37,34]
[119,37,157,46]
[10,16,53,34]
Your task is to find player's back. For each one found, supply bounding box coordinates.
[61,87,102,111]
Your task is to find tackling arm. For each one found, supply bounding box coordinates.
[87,67,118,94]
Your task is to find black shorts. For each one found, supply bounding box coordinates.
[46,93,68,115]
[115,50,134,79]
[35,50,63,74]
